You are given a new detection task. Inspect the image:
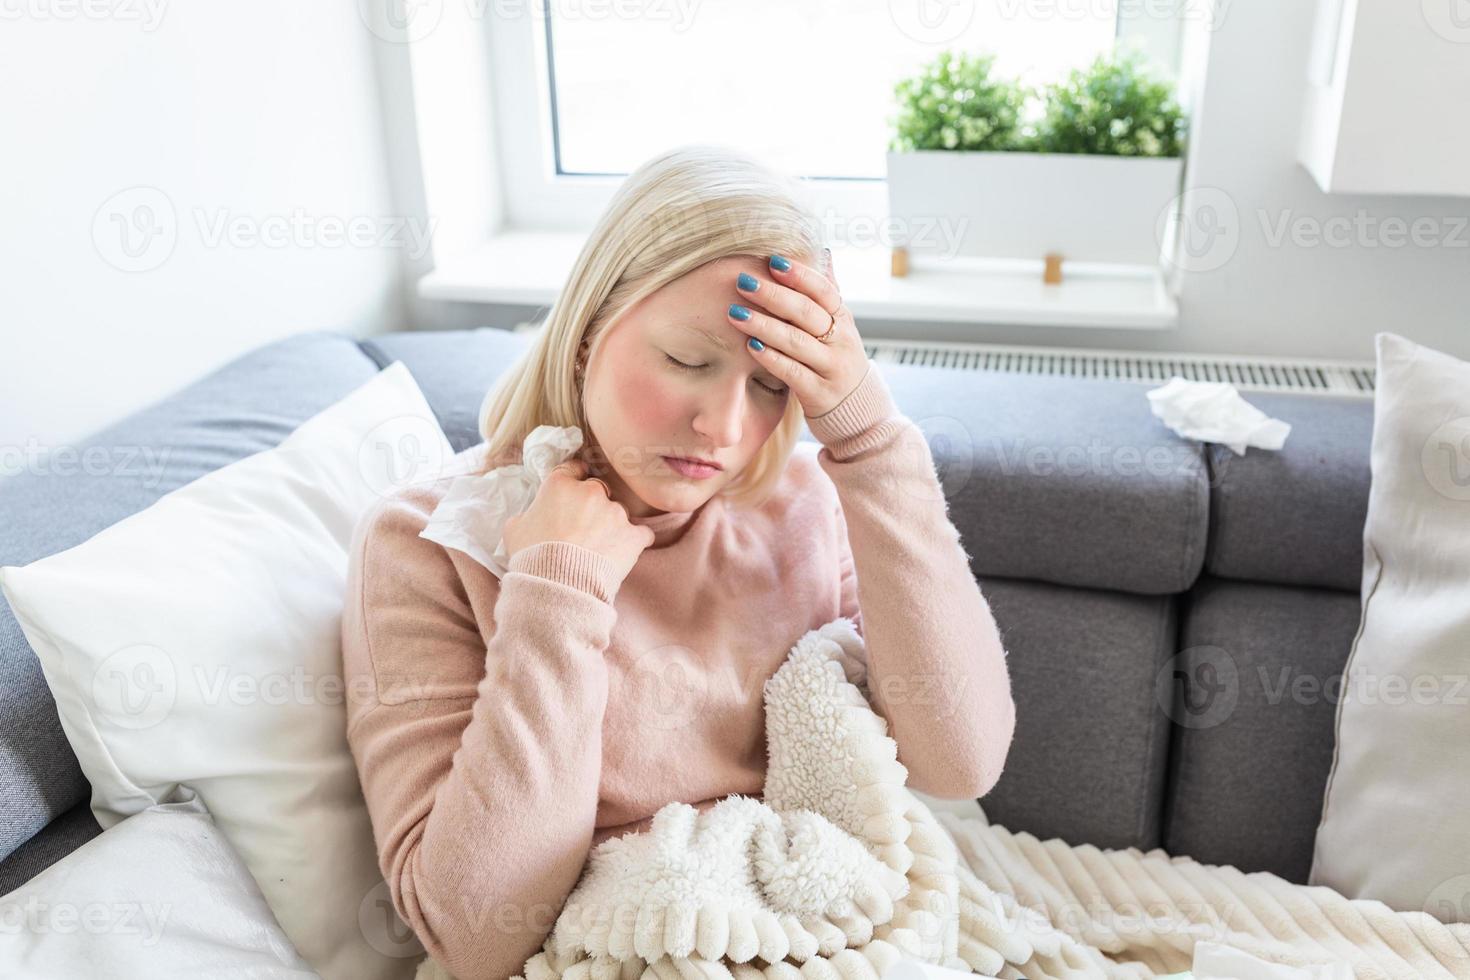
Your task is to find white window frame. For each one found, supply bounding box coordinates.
[414,6,1191,333]
[485,7,1182,236]
[484,7,885,235]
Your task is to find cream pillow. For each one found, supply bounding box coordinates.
[0,361,452,979]
[1309,332,1470,921]
[0,788,315,976]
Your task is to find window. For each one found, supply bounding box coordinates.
[487,0,1184,228]
[551,1,1125,179]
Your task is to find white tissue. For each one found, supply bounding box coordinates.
[417,424,585,577]
[1146,376,1292,455]
[1192,940,1353,979]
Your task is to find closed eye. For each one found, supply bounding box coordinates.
[664,354,788,397]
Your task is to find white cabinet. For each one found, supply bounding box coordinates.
[1299,0,1470,197]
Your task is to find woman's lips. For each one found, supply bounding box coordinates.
[661,456,721,479]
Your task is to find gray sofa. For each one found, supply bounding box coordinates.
[0,326,1373,897]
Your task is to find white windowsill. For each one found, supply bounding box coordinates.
[417,231,1180,331]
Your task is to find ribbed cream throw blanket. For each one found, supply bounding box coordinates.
[416,619,1470,980]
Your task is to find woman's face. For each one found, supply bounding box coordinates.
[580,253,808,519]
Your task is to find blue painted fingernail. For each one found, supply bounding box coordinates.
[769,254,791,272]
[728,303,751,321]
[737,272,759,291]
[748,337,764,351]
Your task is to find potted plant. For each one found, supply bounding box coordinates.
[885,49,1188,277]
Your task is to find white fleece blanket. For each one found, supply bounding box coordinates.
[416,619,1470,980]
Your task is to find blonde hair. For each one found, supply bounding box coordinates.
[474,143,827,512]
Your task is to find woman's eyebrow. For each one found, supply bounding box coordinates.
[671,324,785,386]
[678,324,734,354]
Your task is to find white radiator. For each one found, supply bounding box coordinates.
[862,338,1375,397]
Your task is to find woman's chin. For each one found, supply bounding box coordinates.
[634,475,721,514]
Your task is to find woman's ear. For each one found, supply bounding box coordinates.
[821,247,838,289]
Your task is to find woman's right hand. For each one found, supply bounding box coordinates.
[502,457,657,586]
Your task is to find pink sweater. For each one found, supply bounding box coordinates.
[341,359,1016,980]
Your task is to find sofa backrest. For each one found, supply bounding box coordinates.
[1165,395,1371,882]
[358,328,1375,884]
[0,327,1374,894]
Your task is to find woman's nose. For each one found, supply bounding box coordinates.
[692,387,745,446]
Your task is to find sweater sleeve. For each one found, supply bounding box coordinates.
[341,493,622,980]
[806,360,1017,801]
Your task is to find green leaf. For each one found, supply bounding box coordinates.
[889,50,1028,153]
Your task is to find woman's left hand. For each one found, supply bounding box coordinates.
[728,249,869,420]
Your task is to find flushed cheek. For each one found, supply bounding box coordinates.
[748,405,784,450]
[614,366,685,446]
[757,402,786,436]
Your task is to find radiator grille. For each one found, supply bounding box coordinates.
[863,339,1376,396]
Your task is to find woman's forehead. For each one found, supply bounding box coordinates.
[619,250,812,345]
[671,254,766,293]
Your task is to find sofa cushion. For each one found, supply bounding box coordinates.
[1204,393,1373,592]
[1163,576,1361,883]
[975,575,1176,851]
[358,326,531,451]
[0,798,101,897]
[0,331,378,866]
[365,329,1212,596]
[873,365,1210,595]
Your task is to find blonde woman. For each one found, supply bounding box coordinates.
[341,144,1016,980]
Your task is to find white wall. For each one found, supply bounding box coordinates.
[1302,0,1470,197]
[3,0,1464,465]
[843,0,1470,361]
[1166,0,1470,361]
[0,3,411,458]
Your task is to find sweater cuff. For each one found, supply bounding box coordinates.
[803,360,901,457]
[506,540,622,605]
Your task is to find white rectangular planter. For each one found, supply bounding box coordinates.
[885,149,1185,267]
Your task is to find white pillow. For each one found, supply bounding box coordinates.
[1309,332,1470,921]
[0,787,316,977]
[0,361,453,979]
